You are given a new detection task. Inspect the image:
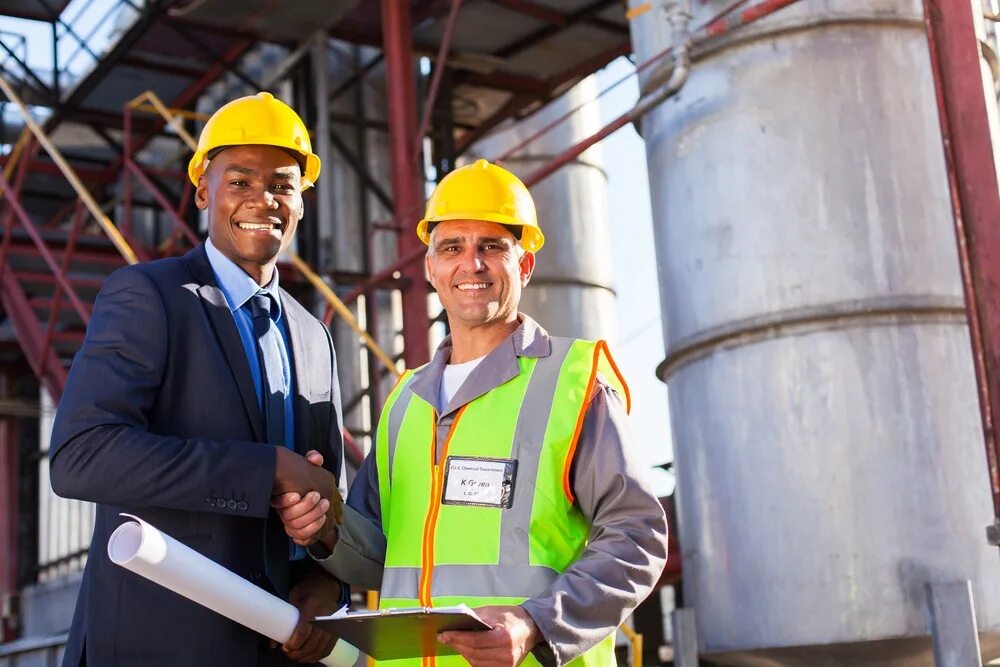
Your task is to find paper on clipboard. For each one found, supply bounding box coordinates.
[313,604,491,660]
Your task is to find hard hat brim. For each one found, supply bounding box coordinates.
[418,214,545,252]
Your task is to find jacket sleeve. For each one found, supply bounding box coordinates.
[318,451,387,591]
[48,265,276,519]
[324,323,349,501]
[297,323,352,590]
[520,382,668,667]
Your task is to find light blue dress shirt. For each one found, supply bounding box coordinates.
[205,238,296,449]
[205,239,304,560]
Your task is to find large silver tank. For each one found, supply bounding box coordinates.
[629,0,1000,664]
[473,77,617,341]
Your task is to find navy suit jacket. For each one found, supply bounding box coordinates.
[49,244,346,667]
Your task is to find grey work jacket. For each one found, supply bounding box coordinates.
[324,315,668,667]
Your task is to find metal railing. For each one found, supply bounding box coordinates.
[34,390,93,583]
[0,0,149,104]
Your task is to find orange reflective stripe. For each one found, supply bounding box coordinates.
[598,339,631,414]
[419,407,439,607]
[562,343,601,504]
[419,406,468,606]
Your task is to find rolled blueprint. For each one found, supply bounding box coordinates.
[108,514,359,666]
[108,513,299,641]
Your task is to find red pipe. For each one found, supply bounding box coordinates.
[321,245,424,327]
[125,159,201,247]
[0,373,17,642]
[341,428,365,469]
[38,200,85,380]
[523,114,630,187]
[522,0,804,190]
[493,44,676,164]
[413,0,464,162]
[701,0,798,36]
[0,173,91,325]
[0,137,38,276]
[923,0,1000,530]
[382,0,431,367]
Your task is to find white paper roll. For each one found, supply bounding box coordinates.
[108,514,360,666]
[108,513,300,642]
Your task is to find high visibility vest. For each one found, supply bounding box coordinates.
[375,337,630,667]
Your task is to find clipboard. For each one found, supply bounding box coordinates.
[313,604,492,660]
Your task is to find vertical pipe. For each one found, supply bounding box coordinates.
[311,33,334,271]
[0,373,17,641]
[923,0,1000,538]
[51,20,58,102]
[381,0,430,367]
[353,45,382,427]
[123,105,133,236]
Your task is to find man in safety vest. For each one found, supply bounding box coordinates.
[277,159,668,666]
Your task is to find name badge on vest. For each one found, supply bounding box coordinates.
[441,456,517,508]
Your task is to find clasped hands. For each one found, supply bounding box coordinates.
[270,448,344,663]
[272,447,342,549]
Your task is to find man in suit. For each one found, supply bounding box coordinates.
[49,92,346,666]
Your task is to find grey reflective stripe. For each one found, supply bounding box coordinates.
[386,384,414,487]
[500,338,577,567]
[381,566,420,599]
[382,564,559,600]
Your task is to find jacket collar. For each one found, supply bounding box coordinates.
[185,244,312,450]
[408,314,552,417]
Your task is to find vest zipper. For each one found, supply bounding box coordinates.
[418,406,468,608]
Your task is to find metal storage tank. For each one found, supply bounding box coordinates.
[628,0,1000,663]
[473,76,617,342]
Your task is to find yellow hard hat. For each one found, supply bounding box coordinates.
[187,92,321,188]
[417,159,544,252]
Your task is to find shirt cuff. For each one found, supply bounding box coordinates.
[307,542,333,562]
[306,526,338,562]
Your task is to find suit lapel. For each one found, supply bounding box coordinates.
[281,291,312,455]
[186,245,266,442]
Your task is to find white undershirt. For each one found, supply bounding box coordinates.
[438,355,486,412]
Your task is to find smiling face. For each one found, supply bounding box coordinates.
[196,144,304,285]
[425,219,535,335]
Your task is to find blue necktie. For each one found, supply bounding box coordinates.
[249,293,286,446]
[249,292,291,597]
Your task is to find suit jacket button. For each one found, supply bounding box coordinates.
[227,499,237,510]
[206,497,215,507]
[237,501,249,511]
[215,498,227,508]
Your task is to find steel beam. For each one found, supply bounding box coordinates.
[926,581,983,667]
[923,0,1000,535]
[0,372,16,642]
[312,33,334,269]
[497,0,618,59]
[381,0,430,366]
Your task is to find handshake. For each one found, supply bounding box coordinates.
[272,447,343,553]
